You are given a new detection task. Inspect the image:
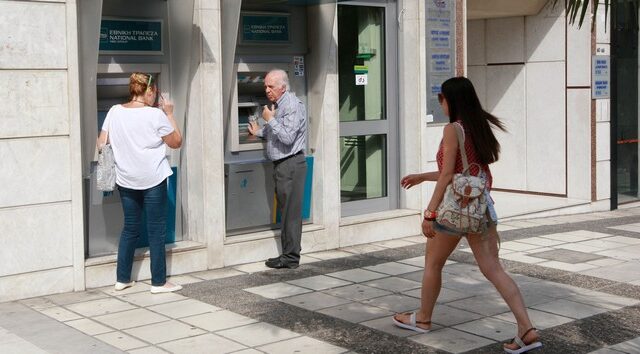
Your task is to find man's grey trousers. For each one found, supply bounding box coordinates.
[273,153,307,264]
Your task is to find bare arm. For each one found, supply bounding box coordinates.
[160,100,182,149]
[400,171,440,189]
[426,124,458,212]
[96,130,108,150]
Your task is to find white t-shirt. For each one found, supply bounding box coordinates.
[102,104,174,190]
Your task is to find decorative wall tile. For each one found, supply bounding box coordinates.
[525,9,565,62]
[526,62,566,194]
[0,137,71,208]
[0,1,67,69]
[486,65,526,190]
[0,71,69,138]
[486,17,524,64]
[0,203,72,277]
[567,89,592,200]
[467,20,486,66]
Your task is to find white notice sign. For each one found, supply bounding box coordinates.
[592,55,610,99]
[355,74,368,86]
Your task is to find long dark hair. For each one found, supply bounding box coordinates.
[440,77,506,164]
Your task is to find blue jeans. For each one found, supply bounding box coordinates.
[117,180,167,286]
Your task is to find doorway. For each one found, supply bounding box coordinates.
[338,1,398,217]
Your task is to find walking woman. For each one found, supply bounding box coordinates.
[392,77,541,354]
[97,73,183,294]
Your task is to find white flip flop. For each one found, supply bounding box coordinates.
[504,328,543,354]
[392,312,431,334]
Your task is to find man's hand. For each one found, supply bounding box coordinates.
[247,121,260,136]
[262,104,276,122]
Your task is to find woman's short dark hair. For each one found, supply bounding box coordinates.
[440,77,506,164]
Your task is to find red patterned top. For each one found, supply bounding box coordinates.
[436,121,493,189]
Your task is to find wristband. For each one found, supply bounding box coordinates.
[423,209,437,220]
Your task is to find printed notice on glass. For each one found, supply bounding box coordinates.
[429,29,451,49]
[430,53,451,73]
[591,55,610,99]
[355,74,368,86]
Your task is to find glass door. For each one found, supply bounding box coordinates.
[613,0,639,205]
[338,1,398,216]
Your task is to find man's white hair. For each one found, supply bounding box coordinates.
[267,69,290,91]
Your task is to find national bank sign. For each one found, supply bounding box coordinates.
[99,18,163,54]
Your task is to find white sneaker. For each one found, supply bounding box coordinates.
[150,282,183,294]
[114,281,135,291]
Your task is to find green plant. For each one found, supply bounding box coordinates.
[554,0,639,29]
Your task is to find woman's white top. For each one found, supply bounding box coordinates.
[102,104,174,190]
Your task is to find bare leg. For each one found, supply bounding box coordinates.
[467,224,539,347]
[394,232,461,330]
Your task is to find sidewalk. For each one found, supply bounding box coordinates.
[2,208,640,354]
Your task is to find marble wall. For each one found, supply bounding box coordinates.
[467,2,573,195]
[0,0,81,301]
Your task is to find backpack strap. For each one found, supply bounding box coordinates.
[453,122,469,171]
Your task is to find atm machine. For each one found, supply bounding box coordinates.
[224,5,312,234]
[225,62,309,232]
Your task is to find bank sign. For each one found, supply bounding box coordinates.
[241,13,290,43]
[99,19,162,54]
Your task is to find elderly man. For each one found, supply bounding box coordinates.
[248,69,307,269]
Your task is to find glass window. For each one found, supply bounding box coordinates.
[340,135,387,202]
[338,5,386,122]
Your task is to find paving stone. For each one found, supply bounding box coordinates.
[555,242,604,254]
[363,262,423,275]
[338,244,387,254]
[602,236,640,245]
[499,252,546,264]
[517,237,568,247]
[127,346,169,354]
[398,270,423,283]
[588,348,627,354]
[257,335,347,354]
[192,268,245,280]
[565,290,640,310]
[402,287,475,304]
[361,294,421,313]
[578,239,629,250]
[323,284,392,301]
[117,291,186,308]
[448,294,511,316]
[609,223,640,233]
[325,269,388,283]
[164,275,204,285]
[529,249,605,264]
[146,299,220,318]
[396,256,426,267]
[453,316,516,341]
[595,249,640,261]
[362,277,422,292]
[180,310,257,332]
[493,308,573,329]
[216,322,300,347]
[318,302,393,323]
[93,308,169,330]
[608,337,640,353]
[124,320,206,344]
[243,282,312,299]
[233,261,271,273]
[18,297,57,311]
[580,262,640,283]
[39,306,83,322]
[45,290,109,306]
[500,241,545,252]
[64,318,113,336]
[65,297,136,317]
[279,292,352,311]
[538,260,599,272]
[94,331,147,351]
[531,299,609,319]
[306,250,355,260]
[430,305,484,326]
[410,328,495,353]
[286,275,352,291]
[541,232,596,242]
[373,239,416,248]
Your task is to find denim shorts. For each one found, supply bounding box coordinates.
[433,188,498,237]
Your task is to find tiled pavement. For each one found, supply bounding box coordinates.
[3,208,640,353]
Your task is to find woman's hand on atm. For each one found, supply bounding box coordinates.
[160,97,174,116]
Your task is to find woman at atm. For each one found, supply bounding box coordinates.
[96,72,183,294]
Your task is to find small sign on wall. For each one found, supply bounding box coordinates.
[592,55,610,99]
[355,74,368,86]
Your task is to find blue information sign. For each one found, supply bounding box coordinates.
[241,14,290,43]
[99,19,162,53]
